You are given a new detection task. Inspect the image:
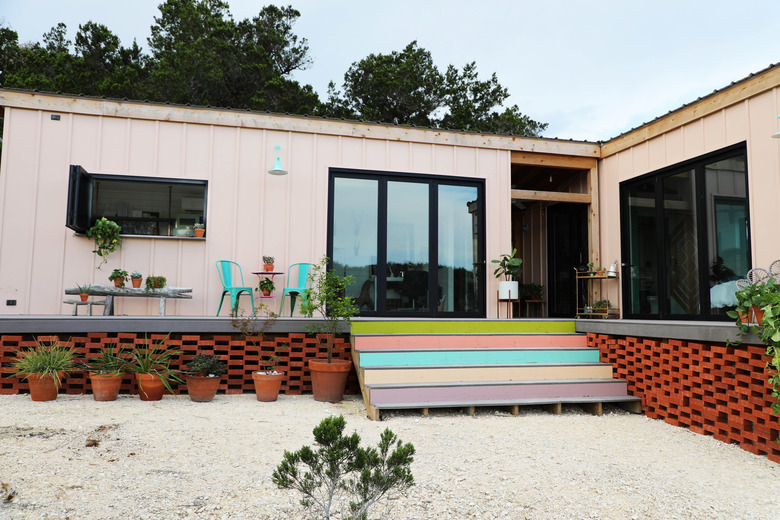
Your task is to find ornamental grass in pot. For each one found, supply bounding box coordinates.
[301,256,358,402]
[126,334,182,401]
[184,354,226,402]
[12,339,76,401]
[81,342,131,401]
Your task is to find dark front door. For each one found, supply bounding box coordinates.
[547,203,588,317]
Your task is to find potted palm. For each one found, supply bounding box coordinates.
[184,354,225,402]
[12,339,75,401]
[492,249,522,300]
[126,335,182,401]
[82,343,130,401]
[301,256,358,402]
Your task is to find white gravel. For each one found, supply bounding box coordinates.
[1,393,779,520]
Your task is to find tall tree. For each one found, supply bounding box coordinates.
[325,42,547,136]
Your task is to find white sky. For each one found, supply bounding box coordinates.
[3,0,780,141]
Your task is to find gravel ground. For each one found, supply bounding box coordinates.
[0,393,779,520]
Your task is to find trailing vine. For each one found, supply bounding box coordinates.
[86,217,122,269]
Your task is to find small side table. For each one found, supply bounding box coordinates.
[252,271,284,314]
[497,291,520,319]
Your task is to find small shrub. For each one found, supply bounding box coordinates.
[273,415,415,520]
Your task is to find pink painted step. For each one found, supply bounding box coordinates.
[353,334,587,351]
[368,379,629,407]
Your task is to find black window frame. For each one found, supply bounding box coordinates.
[65,165,208,237]
[327,167,486,318]
[619,142,750,321]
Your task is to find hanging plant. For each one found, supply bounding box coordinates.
[86,217,122,269]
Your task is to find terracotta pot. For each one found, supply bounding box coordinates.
[80,293,89,301]
[252,371,284,402]
[194,228,205,238]
[113,278,123,288]
[263,264,274,272]
[739,309,751,324]
[131,277,142,288]
[89,372,124,401]
[185,374,221,402]
[135,373,166,401]
[308,359,352,402]
[752,305,764,325]
[27,372,64,402]
[597,269,606,276]
[262,288,272,296]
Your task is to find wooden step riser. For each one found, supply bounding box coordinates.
[369,380,629,406]
[353,334,587,350]
[362,364,614,385]
[358,348,601,367]
[351,320,576,335]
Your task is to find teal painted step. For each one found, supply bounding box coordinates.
[358,348,600,367]
[351,320,576,335]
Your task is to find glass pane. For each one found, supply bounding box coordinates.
[663,170,699,314]
[332,177,378,312]
[627,180,658,314]
[387,181,429,312]
[438,185,479,312]
[705,155,748,315]
[93,178,206,236]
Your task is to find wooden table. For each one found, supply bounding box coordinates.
[64,284,193,316]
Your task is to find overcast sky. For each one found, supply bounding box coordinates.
[3,0,780,141]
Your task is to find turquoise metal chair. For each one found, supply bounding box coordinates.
[279,262,316,316]
[216,260,256,316]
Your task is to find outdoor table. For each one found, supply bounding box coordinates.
[64,283,193,316]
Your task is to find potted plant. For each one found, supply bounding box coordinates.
[587,261,595,275]
[86,217,122,269]
[301,256,358,402]
[523,282,544,301]
[125,334,182,401]
[258,277,276,296]
[232,304,287,402]
[11,339,75,401]
[262,255,275,272]
[77,283,91,301]
[81,342,130,401]
[593,299,612,314]
[184,353,225,402]
[108,268,129,288]
[193,222,205,238]
[492,248,522,300]
[145,275,167,290]
[130,271,143,288]
[596,266,606,276]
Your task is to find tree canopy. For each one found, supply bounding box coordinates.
[0,4,546,136]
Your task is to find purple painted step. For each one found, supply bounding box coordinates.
[368,379,629,406]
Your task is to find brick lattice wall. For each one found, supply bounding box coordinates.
[590,333,780,462]
[0,332,358,397]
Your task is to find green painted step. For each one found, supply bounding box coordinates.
[358,348,599,367]
[351,320,576,335]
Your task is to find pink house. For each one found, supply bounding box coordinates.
[2,63,780,458]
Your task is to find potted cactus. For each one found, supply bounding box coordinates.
[130,271,143,288]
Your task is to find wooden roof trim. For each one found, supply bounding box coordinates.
[0,89,600,157]
[510,189,591,204]
[601,64,780,157]
[511,151,597,169]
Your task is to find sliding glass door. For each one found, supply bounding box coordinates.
[329,169,484,317]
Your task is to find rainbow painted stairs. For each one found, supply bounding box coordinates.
[351,319,641,420]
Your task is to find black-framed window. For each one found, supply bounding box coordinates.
[620,143,750,320]
[328,168,485,317]
[66,165,207,237]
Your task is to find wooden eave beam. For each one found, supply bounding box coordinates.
[511,151,597,170]
[510,189,591,204]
